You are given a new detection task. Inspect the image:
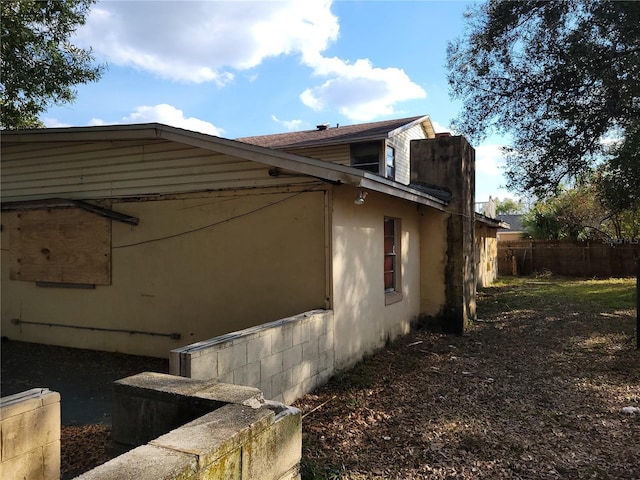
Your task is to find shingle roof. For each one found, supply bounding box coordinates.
[497,214,524,231]
[237,115,431,149]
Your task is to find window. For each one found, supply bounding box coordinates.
[384,217,402,304]
[8,208,112,286]
[385,146,395,180]
[350,142,381,174]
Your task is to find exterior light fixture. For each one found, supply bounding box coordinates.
[354,189,368,205]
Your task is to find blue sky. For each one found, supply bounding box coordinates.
[43,0,514,202]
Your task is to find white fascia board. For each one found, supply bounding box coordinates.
[387,115,435,138]
[0,123,165,142]
[358,174,447,211]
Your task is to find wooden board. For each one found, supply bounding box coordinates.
[8,208,111,285]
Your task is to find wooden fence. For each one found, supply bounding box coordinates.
[498,240,640,277]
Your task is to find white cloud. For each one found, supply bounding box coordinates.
[78,0,338,84]
[43,118,72,128]
[89,104,223,136]
[300,57,426,121]
[474,144,507,177]
[271,115,304,131]
[77,1,425,122]
[430,120,452,134]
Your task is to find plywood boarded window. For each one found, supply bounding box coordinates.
[8,208,111,285]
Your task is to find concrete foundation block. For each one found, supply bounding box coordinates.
[217,343,248,376]
[188,351,218,381]
[43,440,60,480]
[247,336,271,363]
[318,350,334,372]
[150,404,273,470]
[271,370,293,398]
[1,447,45,480]
[243,405,302,480]
[84,373,302,479]
[112,372,262,447]
[233,361,261,388]
[74,444,198,480]
[260,352,283,379]
[318,331,333,353]
[301,338,319,360]
[271,326,294,354]
[1,402,59,461]
[1,388,60,480]
[259,380,273,400]
[217,372,233,384]
[292,321,310,345]
[282,345,303,371]
[292,360,312,383]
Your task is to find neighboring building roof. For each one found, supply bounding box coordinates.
[497,214,524,232]
[237,115,435,149]
[476,213,510,229]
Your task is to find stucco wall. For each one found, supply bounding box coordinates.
[419,208,448,315]
[331,186,434,369]
[475,223,498,288]
[0,188,327,358]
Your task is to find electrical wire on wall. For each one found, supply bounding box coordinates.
[113,182,326,249]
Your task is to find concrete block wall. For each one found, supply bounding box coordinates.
[76,372,301,480]
[0,388,61,480]
[170,310,334,404]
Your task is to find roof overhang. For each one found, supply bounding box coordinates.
[476,213,510,229]
[1,123,448,211]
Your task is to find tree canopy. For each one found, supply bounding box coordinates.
[522,184,640,240]
[495,197,524,215]
[1,0,104,129]
[447,0,640,208]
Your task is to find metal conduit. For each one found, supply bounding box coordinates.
[10,318,181,340]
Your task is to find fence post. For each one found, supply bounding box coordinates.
[530,242,534,274]
[636,255,640,350]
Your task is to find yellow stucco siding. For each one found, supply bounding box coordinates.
[419,208,448,315]
[330,186,440,369]
[475,223,498,288]
[0,188,328,357]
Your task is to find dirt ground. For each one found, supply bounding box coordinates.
[2,277,638,479]
[0,340,167,478]
[295,278,639,479]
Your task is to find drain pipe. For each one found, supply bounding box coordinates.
[11,318,181,340]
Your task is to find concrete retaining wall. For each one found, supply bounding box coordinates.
[0,388,61,480]
[76,372,301,480]
[170,310,334,404]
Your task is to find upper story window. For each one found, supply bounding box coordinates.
[385,146,395,180]
[350,142,396,180]
[350,142,381,174]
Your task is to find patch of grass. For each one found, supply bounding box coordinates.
[479,276,636,317]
